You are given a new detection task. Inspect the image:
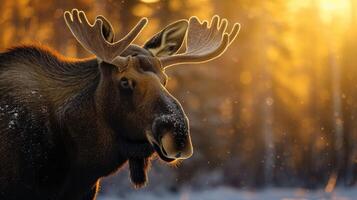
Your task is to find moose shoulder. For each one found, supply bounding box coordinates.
[0,9,239,200]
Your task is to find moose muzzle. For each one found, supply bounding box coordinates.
[148,113,193,162]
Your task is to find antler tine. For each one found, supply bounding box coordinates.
[64,9,107,60]
[228,23,240,45]
[111,18,148,53]
[159,15,240,68]
[64,9,147,66]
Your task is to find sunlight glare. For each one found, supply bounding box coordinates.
[319,0,351,23]
[140,0,160,4]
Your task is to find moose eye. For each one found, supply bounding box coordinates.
[119,77,136,91]
[120,77,130,89]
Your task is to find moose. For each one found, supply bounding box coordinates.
[0,9,239,200]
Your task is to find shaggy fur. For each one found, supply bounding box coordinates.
[0,16,194,200]
[0,45,160,199]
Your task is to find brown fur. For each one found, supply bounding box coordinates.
[0,45,180,199]
[0,17,193,200]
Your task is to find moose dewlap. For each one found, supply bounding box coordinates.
[0,9,239,200]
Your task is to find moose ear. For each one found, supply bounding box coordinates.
[144,20,188,57]
[96,16,115,43]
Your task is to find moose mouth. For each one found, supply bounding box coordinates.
[146,131,176,163]
[152,142,176,163]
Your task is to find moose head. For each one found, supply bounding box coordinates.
[64,9,240,163]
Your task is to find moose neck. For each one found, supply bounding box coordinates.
[51,59,99,106]
[0,46,100,114]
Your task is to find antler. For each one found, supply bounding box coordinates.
[64,9,148,67]
[159,15,240,68]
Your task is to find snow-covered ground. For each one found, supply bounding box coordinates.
[98,187,357,200]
